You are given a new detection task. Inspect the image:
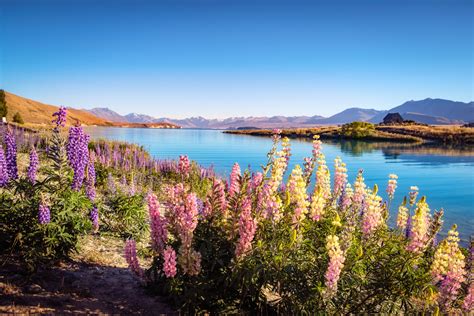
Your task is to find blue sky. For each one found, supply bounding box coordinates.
[1,0,472,118]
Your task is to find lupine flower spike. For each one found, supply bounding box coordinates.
[27,146,39,184]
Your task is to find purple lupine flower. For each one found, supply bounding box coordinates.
[0,146,8,187]
[90,206,99,231]
[85,156,96,201]
[4,128,18,180]
[27,147,39,184]
[52,106,67,130]
[124,239,143,277]
[38,201,51,224]
[67,125,90,190]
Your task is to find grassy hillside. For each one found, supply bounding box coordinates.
[1,91,179,129]
[3,91,111,126]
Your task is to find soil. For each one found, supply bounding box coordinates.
[0,235,174,315]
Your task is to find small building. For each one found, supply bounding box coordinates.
[383,113,404,125]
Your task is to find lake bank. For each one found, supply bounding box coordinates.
[224,124,474,145]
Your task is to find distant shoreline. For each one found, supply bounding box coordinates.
[224,124,474,145]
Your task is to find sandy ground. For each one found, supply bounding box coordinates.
[0,235,174,315]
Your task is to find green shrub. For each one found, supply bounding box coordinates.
[341,121,375,138]
[12,112,24,124]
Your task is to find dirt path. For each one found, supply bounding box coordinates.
[0,236,174,315]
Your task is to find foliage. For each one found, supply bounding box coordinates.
[130,133,472,314]
[12,112,24,124]
[0,89,7,118]
[341,121,376,138]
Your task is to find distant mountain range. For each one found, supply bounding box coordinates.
[87,98,474,129]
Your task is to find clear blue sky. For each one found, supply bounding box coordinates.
[1,0,472,118]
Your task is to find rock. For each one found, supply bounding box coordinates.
[25,283,43,294]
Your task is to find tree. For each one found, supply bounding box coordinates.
[13,112,24,124]
[0,90,7,118]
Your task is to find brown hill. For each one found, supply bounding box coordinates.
[2,91,180,129]
[3,91,112,127]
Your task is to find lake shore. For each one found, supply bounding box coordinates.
[224,124,474,145]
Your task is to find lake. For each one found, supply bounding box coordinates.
[85,127,474,243]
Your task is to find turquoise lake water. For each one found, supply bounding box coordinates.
[86,127,474,243]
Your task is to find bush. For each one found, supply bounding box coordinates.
[131,133,472,314]
[0,89,7,118]
[0,108,96,270]
[341,121,375,138]
[12,112,24,124]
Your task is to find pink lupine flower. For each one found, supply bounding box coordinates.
[251,172,263,190]
[386,174,398,200]
[324,235,345,299]
[228,163,241,198]
[406,197,430,253]
[302,156,314,184]
[179,248,202,276]
[235,199,257,258]
[178,155,190,176]
[462,239,474,312]
[271,129,282,143]
[340,183,353,210]
[312,135,322,159]
[333,157,347,199]
[147,193,168,253]
[203,178,227,217]
[431,226,466,310]
[163,246,177,278]
[409,186,419,207]
[124,239,143,277]
[361,186,384,237]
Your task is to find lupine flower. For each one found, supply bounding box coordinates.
[361,186,384,237]
[229,163,241,198]
[333,157,348,200]
[287,165,309,225]
[4,128,18,180]
[310,153,331,221]
[85,157,96,201]
[203,178,227,217]
[352,169,366,211]
[386,174,398,200]
[409,186,419,207]
[124,239,143,277]
[324,235,345,298]
[407,197,430,253]
[0,146,8,187]
[462,239,474,312]
[396,197,409,230]
[52,106,67,130]
[431,225,466,310]
[302,156,314,184]
[148,193,168,253]
[163,246,177,278]
[235,199,257,258]
[271,129,282,143]
[428,209,444,247]
[129,173,136,195]
[281,137,291,173]
[107,173,116,194]
[27,146,39,184]
[340,183,353,210]
[178,155,190,176]
[179,248,202,276]
[251,172,263,190]
[90,206,99,231]
[67,125,90,190]
[38,200,51,224]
